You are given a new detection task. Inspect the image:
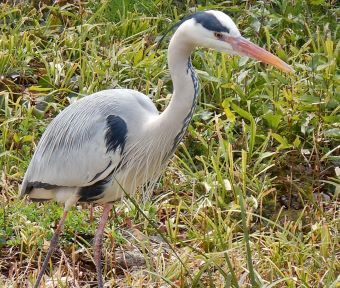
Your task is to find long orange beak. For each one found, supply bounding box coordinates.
[225,36,294,73]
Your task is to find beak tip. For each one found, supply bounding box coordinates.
[286,66,295,74]
[282,63,294,74]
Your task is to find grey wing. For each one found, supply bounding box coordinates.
[20,94,128,196]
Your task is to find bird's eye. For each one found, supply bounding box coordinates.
[214,32,223,40]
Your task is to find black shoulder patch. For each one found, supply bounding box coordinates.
[105,115,128,154]
[191,12,229,33]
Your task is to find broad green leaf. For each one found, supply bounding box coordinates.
[293,136,301,148]
[263,112,282,129]
[309,0,325,5]
[323,115,340,124]
[300,94,322,104]
[316,60,335,71]
[13,133,20,143]
[324,128,340,138]
[222,99,236,122]
[133,48,143,65]
[221,83,246,98]
[271,133,292,150]
[22,135,34,142]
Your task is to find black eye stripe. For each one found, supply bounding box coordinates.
[192,12,229,33]
[157,11,229,48]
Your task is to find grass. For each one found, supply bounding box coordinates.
[0,0,339,287]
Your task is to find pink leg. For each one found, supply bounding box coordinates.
[89,203,94,223]
[34,209,68,288]
[93,203,113,288]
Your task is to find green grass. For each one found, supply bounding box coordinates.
[0,0,339,287]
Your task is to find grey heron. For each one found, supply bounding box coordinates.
[20,10,293,287]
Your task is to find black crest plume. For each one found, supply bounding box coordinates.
[156,11,229,50]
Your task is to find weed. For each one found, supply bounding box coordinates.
[0,0,338,287]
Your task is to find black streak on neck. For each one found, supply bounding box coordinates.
[168,57,199,157]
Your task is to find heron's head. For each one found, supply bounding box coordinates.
[168,10,293,73]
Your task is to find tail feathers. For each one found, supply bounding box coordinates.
[19,178,29,198]
[19,176,56,200]
[25,187,55,201]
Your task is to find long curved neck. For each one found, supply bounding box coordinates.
[158,30,199,149]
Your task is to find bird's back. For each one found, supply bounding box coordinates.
[21,89,159,204]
